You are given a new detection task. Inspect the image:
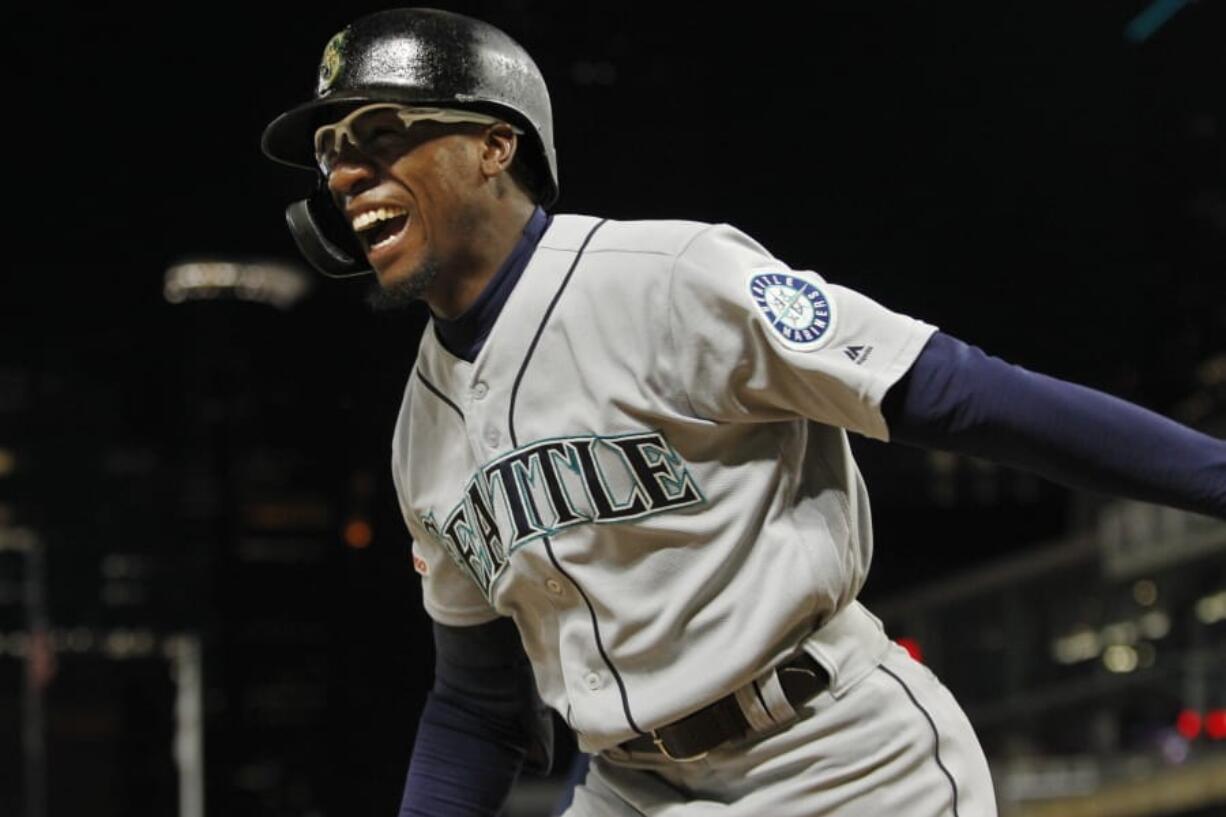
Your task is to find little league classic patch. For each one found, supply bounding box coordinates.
[747,270,836,351]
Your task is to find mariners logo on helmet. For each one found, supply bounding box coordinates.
[317,29,346,95]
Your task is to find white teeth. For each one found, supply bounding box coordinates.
[371,228,404,250]
[352,206,407,231]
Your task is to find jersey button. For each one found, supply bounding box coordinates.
[471,382,488,400]
[545,578,563,595]
[583,671,603,691]
[484,427,501,447]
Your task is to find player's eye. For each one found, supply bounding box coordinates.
[365,127,401,141]
[354,124,408,150]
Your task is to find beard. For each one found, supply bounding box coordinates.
[363,253,442,313]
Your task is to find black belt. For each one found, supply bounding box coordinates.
[617,651,829,761]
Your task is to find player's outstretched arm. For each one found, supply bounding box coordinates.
[881,331,1226,519]
[398,617,551,817]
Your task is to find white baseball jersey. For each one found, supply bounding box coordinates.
[390,213,938,754]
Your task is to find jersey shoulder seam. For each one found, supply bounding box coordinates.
[536,245,679,258]
[665,223,729,421]
[569,247,680,257]
[539,215,713,256]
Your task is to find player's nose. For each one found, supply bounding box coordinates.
[325,155,379,201]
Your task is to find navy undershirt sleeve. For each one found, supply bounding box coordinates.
[398,618,553,817]
[880,331,1226,519]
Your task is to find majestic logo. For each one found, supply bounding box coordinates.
[748,270,836,351]
[317,29,347,95]
[420,430,705,600]
[844,344,873,365]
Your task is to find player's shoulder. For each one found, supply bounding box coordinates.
[541,213,719,259]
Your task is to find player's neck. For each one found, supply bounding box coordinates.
[425,197,538,320]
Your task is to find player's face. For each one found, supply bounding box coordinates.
[323,109,487,303]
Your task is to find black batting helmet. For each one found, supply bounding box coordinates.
[261,7,558,278]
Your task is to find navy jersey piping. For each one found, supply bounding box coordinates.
[416,368,464,421]
[508,219,607,441]
[505,218,647,736]
[878,664,961,817]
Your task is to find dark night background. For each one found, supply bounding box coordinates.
[2,1,1223,815]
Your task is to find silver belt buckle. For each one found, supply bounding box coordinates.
[650,729,710,763]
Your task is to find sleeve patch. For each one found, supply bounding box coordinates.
[747,268,838,352]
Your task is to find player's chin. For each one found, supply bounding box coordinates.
[371,259,407,290]
[364,262,431,312]
[375,249,432,294]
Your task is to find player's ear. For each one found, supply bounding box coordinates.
[479,124,518,180]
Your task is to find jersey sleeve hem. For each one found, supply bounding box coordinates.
[407,534,502,627]
[868,319,939,443]
[421,598,503,628]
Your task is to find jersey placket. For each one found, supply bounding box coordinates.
[462,367,501,463]
[463,355,559,602]
[466,353,600,731]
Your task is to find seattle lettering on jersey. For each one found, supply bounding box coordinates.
[420,430,705,599]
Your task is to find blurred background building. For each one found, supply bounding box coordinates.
[2,1,1222,815]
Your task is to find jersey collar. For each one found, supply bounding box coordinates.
[432,205,551,362]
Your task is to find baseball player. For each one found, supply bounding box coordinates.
[261,9,1226,817]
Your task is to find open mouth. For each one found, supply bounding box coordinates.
[353,208,411,257]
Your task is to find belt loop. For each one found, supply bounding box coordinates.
[734,665,796,732]
[802,601,892,699]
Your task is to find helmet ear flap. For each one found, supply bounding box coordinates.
[285,182,371,278]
